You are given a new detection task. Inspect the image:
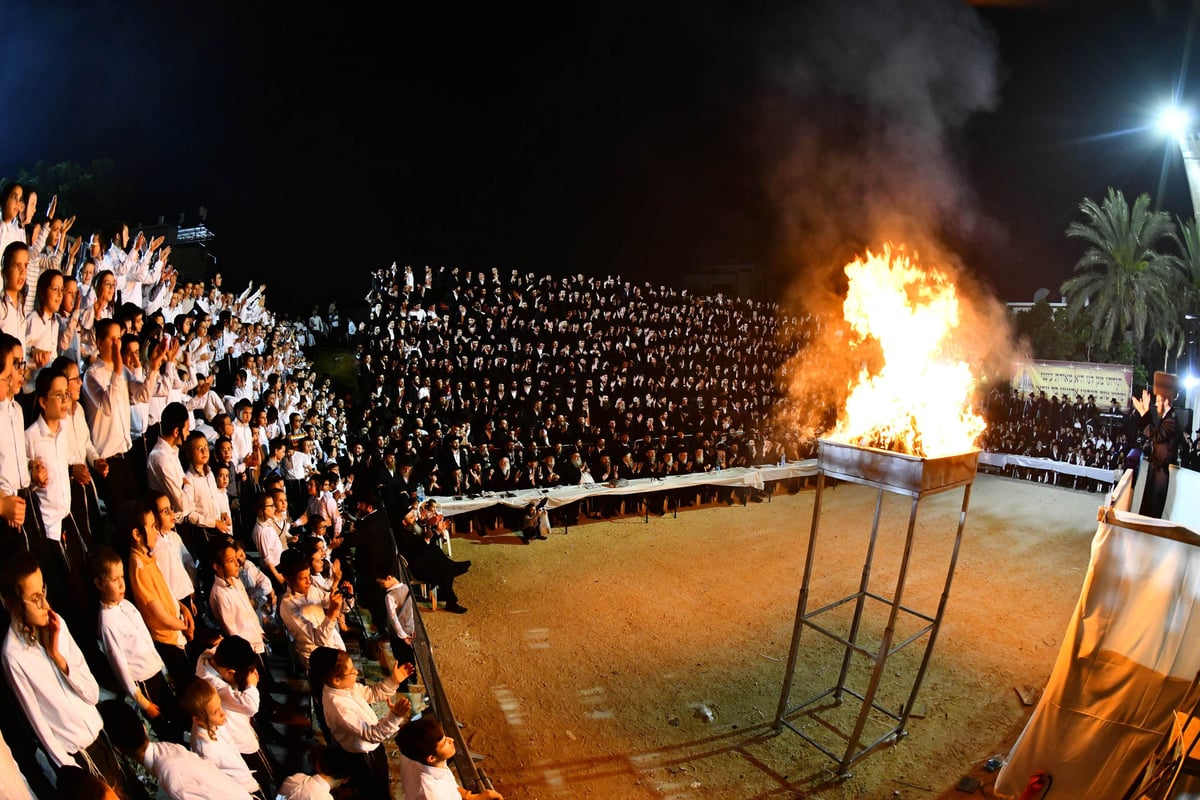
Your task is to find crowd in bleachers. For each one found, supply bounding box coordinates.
[0,185,506,800]
[348,263,815,532]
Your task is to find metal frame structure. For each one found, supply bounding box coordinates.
[773,439,979,777]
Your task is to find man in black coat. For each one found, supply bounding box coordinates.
[393,503,471,614]
[1134,371,1181,519]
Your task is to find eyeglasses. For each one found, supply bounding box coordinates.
[46,391,69,402]
[24,588,48,609]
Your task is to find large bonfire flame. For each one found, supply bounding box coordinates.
[829,245,985,458]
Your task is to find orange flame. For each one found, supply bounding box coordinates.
[829,245,985,457]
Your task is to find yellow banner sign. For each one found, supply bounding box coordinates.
[1011,360,1134,406]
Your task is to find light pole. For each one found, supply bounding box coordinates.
[1177,132,1200,222]
[1158,109,1200,428]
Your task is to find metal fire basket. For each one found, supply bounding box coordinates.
[773,439,979,777]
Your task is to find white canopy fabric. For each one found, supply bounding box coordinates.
[995,473,1200,798]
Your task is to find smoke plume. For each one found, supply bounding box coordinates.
[757,0,1020,443]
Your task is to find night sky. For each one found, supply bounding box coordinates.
[2,0,1197,313]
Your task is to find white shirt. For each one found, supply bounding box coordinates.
[82,358,159,458]
[154,528,196,602]
[1,616,103,767]
[147,437,192,524]
[63,402,101,467]
[142,740,254,800]
[183,465,225,528]
[276,773,334,800]
[238,560,273,608]
[189,723,259,793]
[384,582,415,641]
[321,677,404,753]
[253,518,285,573]
[209,577,266,654]
[279,587,345,668]
[195,649,260,755]
[23,310,58,394]
[97,598,166,701]
[0,294,27,350]
[399,757,462,800]
[24,416,71,539]
[0,729,35,800]
[0,398,29,494]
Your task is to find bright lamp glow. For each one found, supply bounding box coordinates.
[1159,106,1191,140]
[1184,373,1199,391]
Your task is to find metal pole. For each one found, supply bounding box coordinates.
[833,489,885,700]
[773,472,825,728]
[896,483,973,732]
[837,493,921,772]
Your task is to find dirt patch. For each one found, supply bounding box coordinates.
[423,475,1100,799]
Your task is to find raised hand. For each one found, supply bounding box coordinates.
[1132,390,1151,416]
[386,694,412,719]
[392,661,415,684]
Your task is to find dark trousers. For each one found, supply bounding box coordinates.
[139,672,186,744]
[98,453,140,544]
[1139,464,1171,519]
[389,634,416,689]
[69,732,131,799]
[349,746,391,800]
[240,748,275,799]
[154,640,192,695]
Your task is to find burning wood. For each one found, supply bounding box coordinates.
[829,245,985,458]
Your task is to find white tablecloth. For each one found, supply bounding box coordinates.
[430,461,819,517]
[977,451,1119,483]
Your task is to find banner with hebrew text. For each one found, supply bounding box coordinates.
[1011,359,1133,406]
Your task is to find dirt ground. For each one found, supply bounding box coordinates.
[421,474,1101,800]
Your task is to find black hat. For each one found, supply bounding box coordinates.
[1153,371,1178,400]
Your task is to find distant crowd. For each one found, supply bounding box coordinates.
[980,387,1200,487]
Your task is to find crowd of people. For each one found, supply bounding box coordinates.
[348,263,815,533]
[0,184,496,800]
[980,386,1200,489]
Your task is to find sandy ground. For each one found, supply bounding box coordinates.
[421,474,1102,800]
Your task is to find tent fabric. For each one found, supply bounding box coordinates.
[995,499,1200,798]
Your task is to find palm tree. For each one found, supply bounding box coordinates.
[1061,188,1181,359]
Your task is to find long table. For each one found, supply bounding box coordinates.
[431,461,819,517]
[430,452,1121,519]
[977,452,1120,484]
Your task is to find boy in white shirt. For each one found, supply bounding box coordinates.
[179,678,259,796]
[92,545,186,743]
[150,491,198,615]
[98,698,254,800]
[275,745,353,800]
[397,715,504,800]
[375,566,416,684]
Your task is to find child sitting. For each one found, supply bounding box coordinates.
[397,715,504,800]
[315,647,414,800]
[92,545,185,743]
[99,698,254,800]
[179,678,260,797]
